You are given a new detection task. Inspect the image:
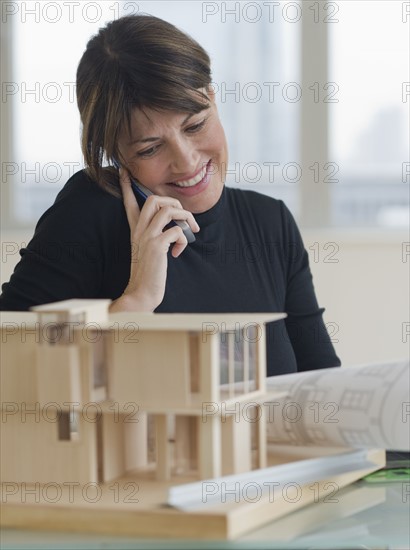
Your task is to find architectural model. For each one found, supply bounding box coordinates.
[0,300,384,539]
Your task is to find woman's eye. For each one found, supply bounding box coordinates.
[186,118,207,133]
[137,145,159,158]
[136,117,208,157]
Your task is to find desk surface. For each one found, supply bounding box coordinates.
[1,480,409,549]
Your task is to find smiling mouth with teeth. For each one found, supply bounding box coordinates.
[170,161,209,188]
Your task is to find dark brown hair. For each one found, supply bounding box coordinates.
[76,14,212,197]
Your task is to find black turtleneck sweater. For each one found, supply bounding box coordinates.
[0,170,341,376]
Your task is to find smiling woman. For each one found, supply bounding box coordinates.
[0,13,341,376]
[76,15,217,200]
[116,94,228,213]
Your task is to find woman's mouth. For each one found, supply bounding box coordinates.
[167,159,213,195]
[169,159,212,187]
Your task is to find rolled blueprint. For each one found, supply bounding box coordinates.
[265,360,410,450]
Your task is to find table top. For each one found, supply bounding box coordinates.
[1,479,409,549]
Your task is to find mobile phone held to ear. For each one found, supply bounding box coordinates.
[113,159,196,244]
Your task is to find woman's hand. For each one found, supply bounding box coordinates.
[109,168,200,313]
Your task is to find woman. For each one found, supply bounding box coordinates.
[0,14,341,376]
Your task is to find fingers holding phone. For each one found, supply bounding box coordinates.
[116,166,200,311]
[118,167,199,253]
[139,197,199,256]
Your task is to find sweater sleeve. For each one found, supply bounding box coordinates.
[280,201,342,371]
[0,172,120,311]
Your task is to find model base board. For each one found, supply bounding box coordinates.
[1,449,385,540]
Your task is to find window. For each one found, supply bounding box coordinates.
[219,327,258,396]
[2,1,407,229]
[57,410,79,441]
[92,334,108,389]
[2,0,298,227]
[4,4,100,225]
[328,1,409,227]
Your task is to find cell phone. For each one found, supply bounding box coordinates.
[113,159,196,244]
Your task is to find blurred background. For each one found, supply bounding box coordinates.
[1,0,409,365]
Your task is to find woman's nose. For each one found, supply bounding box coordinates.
[168,138,200,176]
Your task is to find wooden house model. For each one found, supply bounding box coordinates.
[1,299,285,486]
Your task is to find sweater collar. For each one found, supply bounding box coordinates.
[192,185,226,228]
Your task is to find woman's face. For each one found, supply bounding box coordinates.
[117,88,228,213]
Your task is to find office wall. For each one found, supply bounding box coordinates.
[304,230,408,366]
[1,229,408,367]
